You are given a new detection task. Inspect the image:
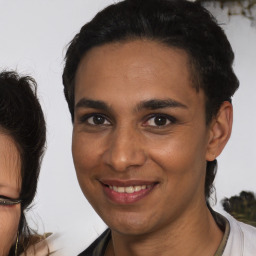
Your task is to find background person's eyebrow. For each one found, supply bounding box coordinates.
[75,98,109,111]
[136,99,188,111]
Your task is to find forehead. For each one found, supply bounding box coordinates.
[75,40,204,110]
[0,133,21,197]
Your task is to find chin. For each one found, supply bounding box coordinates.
[106,214,156,236]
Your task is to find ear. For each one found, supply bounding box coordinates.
[206,101,233,161]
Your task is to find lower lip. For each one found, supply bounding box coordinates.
[102,184,156,204]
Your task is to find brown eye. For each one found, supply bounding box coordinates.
[92,115,105,125]
[87,114,110,126]
[145,115,173,127]
[154,116,168,126]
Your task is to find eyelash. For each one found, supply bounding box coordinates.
[79,113,176,128]
[143,114,176,128]
[79,113,111,126]
[0,195,21,206]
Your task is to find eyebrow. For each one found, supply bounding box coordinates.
[75,98,110,111]
[136,98,188,111]
[75,97,188,113]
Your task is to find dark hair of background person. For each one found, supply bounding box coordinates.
[0,71,46,255]
[62,0,239,202]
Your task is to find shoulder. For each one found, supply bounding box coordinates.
[19,234,51,256]
[78,229,111,256]
[227,212,256,240]
[224,213,256,256]
[233,218,256,254]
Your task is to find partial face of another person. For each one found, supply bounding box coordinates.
[72,40,213,236]
[0,133,21,256]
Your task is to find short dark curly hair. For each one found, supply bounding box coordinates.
[62,0,239,201]
[0,71,46,254]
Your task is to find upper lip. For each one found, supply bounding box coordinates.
[99,179,158,187]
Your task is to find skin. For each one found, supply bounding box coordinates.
[72,40,233,256]
[0,133,21,256]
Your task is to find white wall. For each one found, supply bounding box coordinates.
[0,1,255,255]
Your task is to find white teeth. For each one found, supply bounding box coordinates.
[109,185,151,193]
[117,187,125,193]
[125,186,134,193]
[134,186,142,192]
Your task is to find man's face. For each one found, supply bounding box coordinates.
[72,40,211,236]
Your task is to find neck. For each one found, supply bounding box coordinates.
[106,204,223,256]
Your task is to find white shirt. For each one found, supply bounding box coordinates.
[223,213,256,256]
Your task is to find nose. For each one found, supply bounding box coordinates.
[103,126,147,172]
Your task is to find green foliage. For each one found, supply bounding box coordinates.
[196,0,256,21]
[222,191,256,227]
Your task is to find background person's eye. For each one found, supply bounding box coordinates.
[0,196,21,206]
[87,114,110,126]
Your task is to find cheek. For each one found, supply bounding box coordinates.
[0,205,20,254]
[72,133,104,173]
[72,135,102,195]
[146,137,207,219]
[149,132,207,186]
[150,132,206,164]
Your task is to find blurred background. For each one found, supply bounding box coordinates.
[0,0,255,255]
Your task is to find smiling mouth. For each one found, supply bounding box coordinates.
[100,181,158,204]
[108,184,153,193]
